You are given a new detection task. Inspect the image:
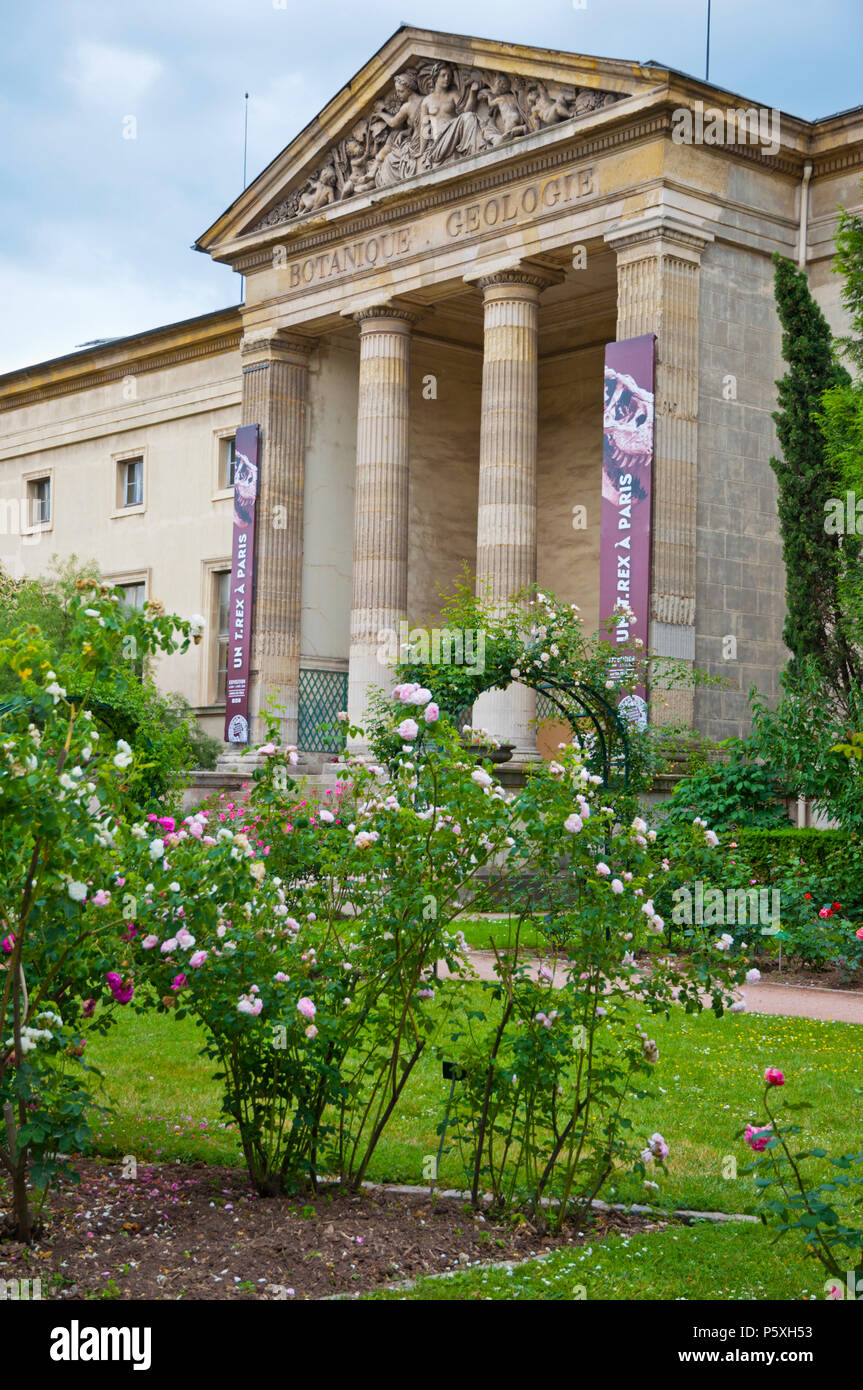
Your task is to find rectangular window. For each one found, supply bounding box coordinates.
[216,569,231,703]
[120,581,146,609]
[27,477,51,526]
[121,457,144,508]
[222,435,237,489]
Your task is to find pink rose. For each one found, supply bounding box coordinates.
[424,702,439,724]
[106,972,134,1005]
[297,997,316,1020]
[189,951,207,968]
[171,973,186,991]
[745,1122,773,1152]
[764,1067,784,1087]
[397,718,418,741]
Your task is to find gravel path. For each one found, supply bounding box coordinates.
[444,950,863,1025]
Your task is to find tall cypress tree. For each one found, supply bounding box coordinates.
[769,252,858,701]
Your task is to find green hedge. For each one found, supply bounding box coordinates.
[731,828,863,911]
[733,828,847,874]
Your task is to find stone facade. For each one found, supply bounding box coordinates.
[1,26,862,765]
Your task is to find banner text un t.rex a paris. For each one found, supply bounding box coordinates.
[224,423,260,745]
[598,334,656,731]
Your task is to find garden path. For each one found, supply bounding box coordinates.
[442,950,863,1025]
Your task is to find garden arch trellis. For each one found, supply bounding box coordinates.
[531,674,632,791]
[456,672,632,791]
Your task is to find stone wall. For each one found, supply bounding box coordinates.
[693,237,787,742]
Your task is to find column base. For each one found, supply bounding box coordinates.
[472,685,540,765]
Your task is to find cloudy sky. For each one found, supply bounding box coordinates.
[1,0,860,373]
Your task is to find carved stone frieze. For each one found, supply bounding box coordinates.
[254,61,626,230]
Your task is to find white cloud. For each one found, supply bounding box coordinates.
[66,41,163,108]
[0,249,237,374]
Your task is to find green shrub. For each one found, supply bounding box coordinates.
[657,749,791,833]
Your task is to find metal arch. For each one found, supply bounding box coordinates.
[456,669,632,790]
[532,674,632,790]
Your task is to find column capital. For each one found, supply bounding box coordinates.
[240,326,315,368]
[466,257,564,297]
[604,210,714,265]
[348,299,425,331]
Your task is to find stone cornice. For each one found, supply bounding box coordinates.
[0,308,243,413]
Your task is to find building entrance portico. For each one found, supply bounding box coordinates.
[227,234,622,763]
[184,21,823,766]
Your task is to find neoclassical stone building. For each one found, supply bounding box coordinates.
[1,26,861,770]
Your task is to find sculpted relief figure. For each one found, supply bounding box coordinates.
[419,62,486,164]
[479,71,529,143]
[254,61,625,229]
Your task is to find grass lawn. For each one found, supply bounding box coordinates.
[85,996,863,1220]
[452,915,546,952]
[363,1218,827,1301]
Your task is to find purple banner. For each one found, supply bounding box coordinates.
[224,423,260,744]
[599,334,655,730]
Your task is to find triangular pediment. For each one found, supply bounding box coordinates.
[196,27,661,256]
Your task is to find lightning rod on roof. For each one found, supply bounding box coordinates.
[243,92,250,190]
[706,0,712,82]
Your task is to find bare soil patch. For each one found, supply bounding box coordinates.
[750,957,863,992]
[0,1158,666,1300]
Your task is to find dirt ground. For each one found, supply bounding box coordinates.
[0,1158,667,1300]
[750,957,863,992]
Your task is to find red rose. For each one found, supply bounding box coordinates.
[832,902,842,911]
[804,893,811,900]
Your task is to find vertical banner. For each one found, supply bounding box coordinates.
[599,334,656,730]
[224,423,260,744]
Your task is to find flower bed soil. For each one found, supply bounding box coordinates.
[749,958,863,992]
[0,1158,666,1300]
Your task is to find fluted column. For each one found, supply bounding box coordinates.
[605,213,712,726]
[240,327,313,746]
[470,267,558,761]
[347,306,415,733]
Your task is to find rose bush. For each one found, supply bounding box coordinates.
[119,694,515,1195]
[0,581,196,1240]
[436,740,744,1228]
